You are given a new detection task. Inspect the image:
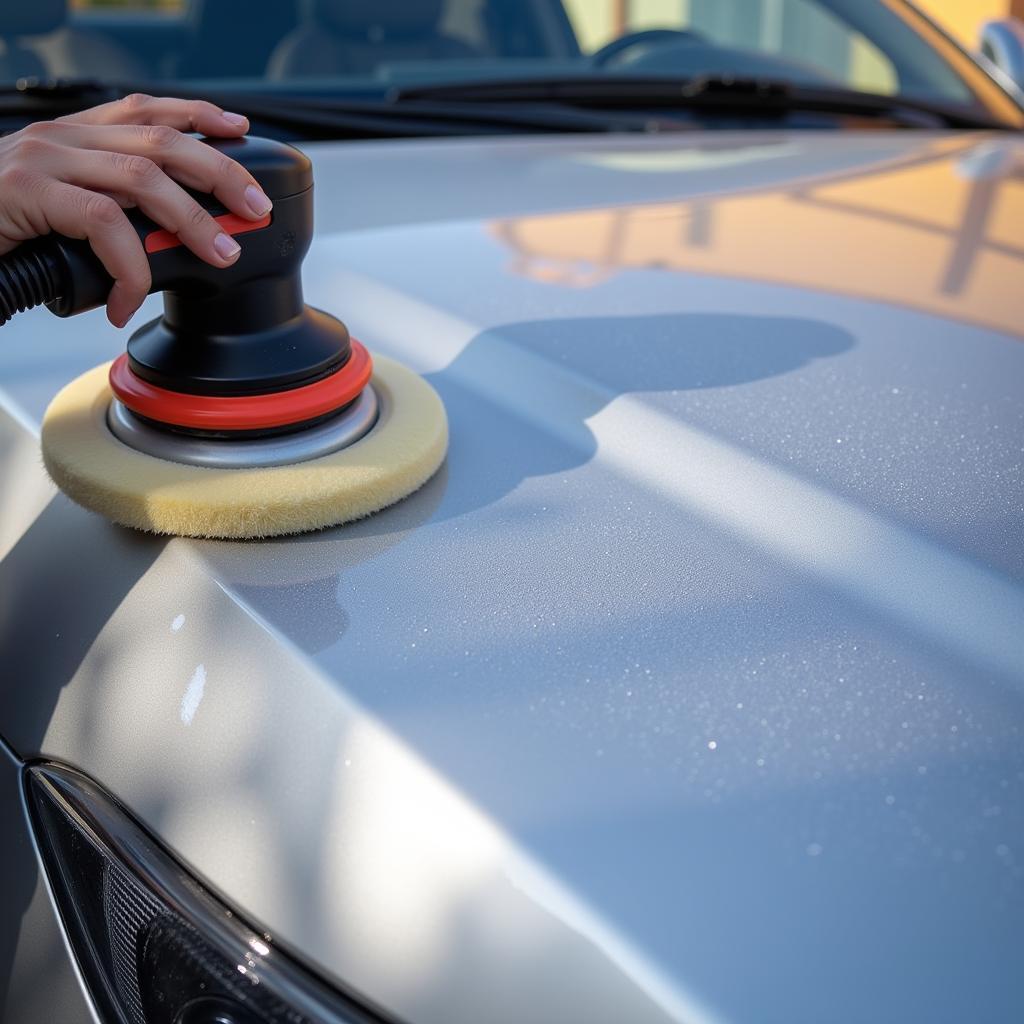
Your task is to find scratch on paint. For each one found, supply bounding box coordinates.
[180,664,206,725]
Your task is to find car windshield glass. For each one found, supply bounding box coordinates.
[0,0,1017,129]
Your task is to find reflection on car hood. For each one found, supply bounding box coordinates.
[1,131,1023,1024]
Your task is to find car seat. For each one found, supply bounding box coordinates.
[176,0,300,79]
[480,0,580,59]
[268,0,482,79]
[0,0,146,82]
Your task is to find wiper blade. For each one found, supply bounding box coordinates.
[0,78,662,137]
[396,74,1008,130]
[219,91,660,136]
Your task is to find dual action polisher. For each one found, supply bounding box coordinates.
[0,137,447,539]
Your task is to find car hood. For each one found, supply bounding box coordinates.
[1,131,1023,1024]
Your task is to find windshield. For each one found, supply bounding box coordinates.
[1,0,1020,131]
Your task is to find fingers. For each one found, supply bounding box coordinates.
[58,93,249,138]
[40,182,152,327]
[8,94,262,327]
[51,148,246,276]
[53,122,272,221]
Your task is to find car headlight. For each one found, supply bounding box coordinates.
[25,763,386,1024]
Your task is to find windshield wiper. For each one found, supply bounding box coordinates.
[395,74,1009,130]
[0,77,666,138]
[3,73,1002,134]
[214,90,662,136]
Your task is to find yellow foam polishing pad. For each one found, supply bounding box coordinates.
[40,355,448,540]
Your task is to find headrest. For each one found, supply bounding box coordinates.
[311,0,444,38]
[2,0,66,36]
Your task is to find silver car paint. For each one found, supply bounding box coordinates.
[0,131,1022,1023]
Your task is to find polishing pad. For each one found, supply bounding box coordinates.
[41,355,447,540]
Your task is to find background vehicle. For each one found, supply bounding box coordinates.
[1,2,1023,1023]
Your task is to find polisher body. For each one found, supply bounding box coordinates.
[48,136,353,403]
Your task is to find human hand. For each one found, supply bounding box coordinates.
[0,94,272,327]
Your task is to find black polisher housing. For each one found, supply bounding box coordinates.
[47,137,352,402]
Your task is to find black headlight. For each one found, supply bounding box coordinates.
[25,763,390,1024]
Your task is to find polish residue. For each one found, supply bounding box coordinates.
[180,664,206,725]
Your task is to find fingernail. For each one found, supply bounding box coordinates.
[214,232,241,261]
[116,302,141,328]
[222,111,247,127]
[245,184,272,217]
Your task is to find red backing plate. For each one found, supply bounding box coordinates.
[108,339,373,432]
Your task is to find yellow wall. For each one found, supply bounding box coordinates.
[562,0,618,52]
[916,0,1009,45]
[564,0,1013,50]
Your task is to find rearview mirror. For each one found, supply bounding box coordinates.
[979,18,1024,92]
